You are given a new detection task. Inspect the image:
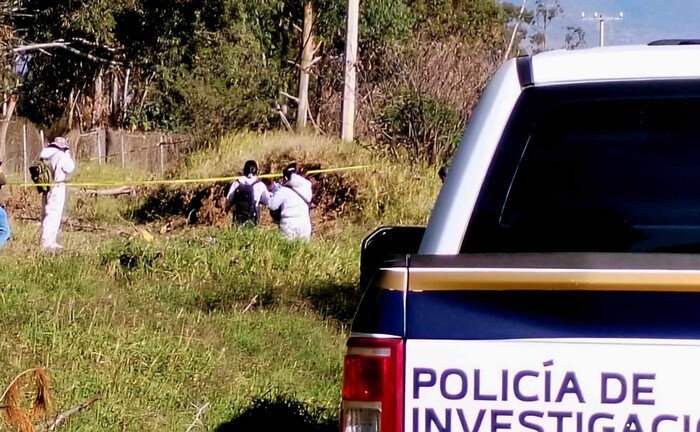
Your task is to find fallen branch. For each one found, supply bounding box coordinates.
[185,403,209,432]
[66,224,105,233]
[242,295,259,313]
[35,395,101,432]
[79,186,137,197]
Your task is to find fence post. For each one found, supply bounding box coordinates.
[22,123,28,183]
[96,130,103,165]
[120,133,125,168]
[159,134,165,177]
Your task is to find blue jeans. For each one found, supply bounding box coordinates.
[0,207,10,247]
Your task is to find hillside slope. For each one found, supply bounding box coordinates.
[0,133,439,431]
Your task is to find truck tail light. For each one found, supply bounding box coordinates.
[341,337,404,432]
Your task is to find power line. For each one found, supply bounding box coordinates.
[581,11,623,47]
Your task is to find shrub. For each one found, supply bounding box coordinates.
[378,89,462,164]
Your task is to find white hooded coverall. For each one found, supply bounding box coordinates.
[40,146,76,248]
[225,175,271,223]
[268,173,313,240]
[225,175,270,208]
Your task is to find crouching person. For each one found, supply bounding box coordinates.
[268,165,313,240]
[225,160,269,225]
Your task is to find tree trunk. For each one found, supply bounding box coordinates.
[93,68,104,129]
[122,68,130,123]
[296,1,314,132]
[68,88,75,129]
[0,95,17,162]
[111,70,120,125]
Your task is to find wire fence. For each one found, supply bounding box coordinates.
[3,118,189,178]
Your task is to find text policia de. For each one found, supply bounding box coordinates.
[411,361,696,432]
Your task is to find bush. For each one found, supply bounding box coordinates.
[378,89,462,164]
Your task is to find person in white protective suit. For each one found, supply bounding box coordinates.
[268,164,313,240]
[40,137,75,250]
[224,160,270,225]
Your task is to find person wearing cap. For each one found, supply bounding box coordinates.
[0,166,10,248]
[267,163,313,240]
[39,137,75,250]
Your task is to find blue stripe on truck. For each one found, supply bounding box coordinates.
[406,290,700,340]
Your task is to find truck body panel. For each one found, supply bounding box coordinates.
[341,44,700,432]
[405,339,700,432]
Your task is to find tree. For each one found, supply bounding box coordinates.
[0,0,513,149]
[502,1,534,58]
[407,0,505,43]
[532,0,562,52]
[565,26,586,50]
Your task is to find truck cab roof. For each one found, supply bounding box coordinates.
[529,44,700,85]
[420,43,700,255]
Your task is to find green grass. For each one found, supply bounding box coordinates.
[0,132,439,431]
[2,225,350,431]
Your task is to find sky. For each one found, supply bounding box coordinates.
[531,0,700,48]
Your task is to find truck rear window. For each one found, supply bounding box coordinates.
[462,80,700,254]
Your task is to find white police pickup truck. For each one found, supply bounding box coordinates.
[341,41,700,432]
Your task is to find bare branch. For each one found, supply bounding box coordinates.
[185,403,210,432]
[0,368,36,405]
[242,296,258,313]
[307,105,324,135]
[12,42,122,65]
[278,110,293,132]
[35,395,101,431]
[279,91,298,102]
[312,40,323,56]
[12,42,70,53]
[70,37,119,53]
[58,44,122,65]
[306,56,322,70]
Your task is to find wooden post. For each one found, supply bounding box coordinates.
[22,123,28,183]
[296,1,314,132]
[40,130,44,147]
[112,70,120,122]
[341,0,359,142]
[123,68,130,119]
[0,95,17,162]
[120,133,125,168]
[96,130,103,165]
[159,134,165,176]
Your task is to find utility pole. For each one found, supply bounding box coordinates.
[504,0,528,61]
[581,11,623,47]
[341,0,359,142]
[296,1,313,132]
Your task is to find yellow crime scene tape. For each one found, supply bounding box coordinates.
[10,165,373,189]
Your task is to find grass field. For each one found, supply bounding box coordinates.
[0,133,439,431]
